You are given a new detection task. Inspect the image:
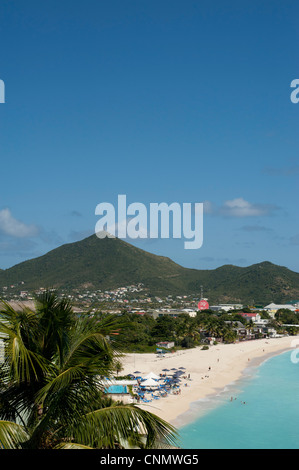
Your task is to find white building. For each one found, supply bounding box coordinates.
[182,308,197,317]
[210,304,243,312]
[263,303,297,318]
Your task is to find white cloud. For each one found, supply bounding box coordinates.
[0,208,39,238]
[219,198,279,217]
[108,217,149,239]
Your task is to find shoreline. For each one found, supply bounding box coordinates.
[172,345,292,429]
[120,336,297,427]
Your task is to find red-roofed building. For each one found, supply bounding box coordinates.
[237,312,261,322]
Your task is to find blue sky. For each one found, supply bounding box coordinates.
[0,0,298,273]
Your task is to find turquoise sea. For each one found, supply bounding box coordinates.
[178,350,299,449]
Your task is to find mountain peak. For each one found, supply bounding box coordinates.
[0,235,298,304]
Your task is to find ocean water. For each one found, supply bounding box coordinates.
[178,350,299,449]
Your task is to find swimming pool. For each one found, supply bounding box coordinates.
[106,384,128,394]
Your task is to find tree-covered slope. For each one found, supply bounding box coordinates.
[0,235,298,304]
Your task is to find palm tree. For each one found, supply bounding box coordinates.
[115,360,124,376]
[203,317,224,339]
[222,327,238,344]
[0,292,178,449]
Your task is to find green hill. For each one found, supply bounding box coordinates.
[0,235,298,304]
[193,261,299,305]
[0,235,192,293]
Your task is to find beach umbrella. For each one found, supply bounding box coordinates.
[171,368,177,370]
[140,378,159,389]
[162,368,169,372]
[143,372,160,380]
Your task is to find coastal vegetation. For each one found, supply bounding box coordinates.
[0,292,178,449]
[116,309,299,353]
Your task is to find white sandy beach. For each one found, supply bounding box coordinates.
[120,336,298,426]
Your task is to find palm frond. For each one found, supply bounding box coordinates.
[69,403,179,449]
[35,363,95,406]
[0,420,29,449]
[62,318,120,376]
[0,300,50,383]
[0,292,179,449]
[54,442,93,449]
